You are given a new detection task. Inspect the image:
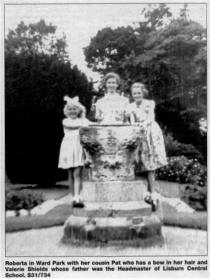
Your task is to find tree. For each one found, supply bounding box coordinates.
[5,21,94,184]
[84,4,172,75]
[84,4,207,161]
[5,19,68,60]
[179,3,189,21]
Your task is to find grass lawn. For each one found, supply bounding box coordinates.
[6,204,72,232]
[6,203,207,232]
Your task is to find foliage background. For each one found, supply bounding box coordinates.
[5,5,207,186]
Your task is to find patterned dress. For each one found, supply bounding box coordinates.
[127,99,167,171]
[58,118,90,169]
[95,93,129,124]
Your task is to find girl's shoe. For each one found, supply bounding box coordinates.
[72,196,85,208]
[144,194,159,212]
[72,201,84,208]
[144,194,152,204]
[151,198,159,212]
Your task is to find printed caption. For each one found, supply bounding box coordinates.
[4,259,208,277]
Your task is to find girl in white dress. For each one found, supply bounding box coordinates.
[128,82,167,210]
[94,72,129,124]
[58,96,90,207]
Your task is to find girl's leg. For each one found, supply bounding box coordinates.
[73,166,83,200]
[68,169,74,194]
[146,170,158,211]
[147,170,156,194]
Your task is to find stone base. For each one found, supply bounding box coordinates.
[63,214,162,246]
[81,180,147,202]
[73,201,152,217]
[63,178,162,246]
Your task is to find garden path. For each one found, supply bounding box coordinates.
[6,225,207,256]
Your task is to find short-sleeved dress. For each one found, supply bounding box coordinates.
[95,93,129,124]
[128,99,167,171]
[58,118,89,169]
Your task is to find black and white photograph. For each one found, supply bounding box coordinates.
[1,0,208,277]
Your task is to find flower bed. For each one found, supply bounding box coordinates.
[181,184,207,211]
[6,189,44,216]
[157,156,206,187]
[156,156,207,211]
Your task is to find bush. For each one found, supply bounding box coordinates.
[157,156,207,211]
[5,189,44,212]
[157,156,207,186]
[6,52,94,185]
[164,133,204,162]
[181,184,207,211]
[6,190,23,212]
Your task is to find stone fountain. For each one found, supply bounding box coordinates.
[63,124,162,246]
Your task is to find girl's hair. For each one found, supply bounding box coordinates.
[103,72,121,88]
[63,104,86,118]
[131,82,148,96]
[63,96,86,119]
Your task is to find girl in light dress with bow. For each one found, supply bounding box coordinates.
[58,96,91,207]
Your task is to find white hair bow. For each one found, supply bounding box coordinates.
[64,96,79,105]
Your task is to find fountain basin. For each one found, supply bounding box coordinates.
[80,124,144,181]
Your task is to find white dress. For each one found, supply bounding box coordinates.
[58,118,89,169]
[95,93,129,124]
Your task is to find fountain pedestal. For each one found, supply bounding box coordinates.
[63,125,162,246]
